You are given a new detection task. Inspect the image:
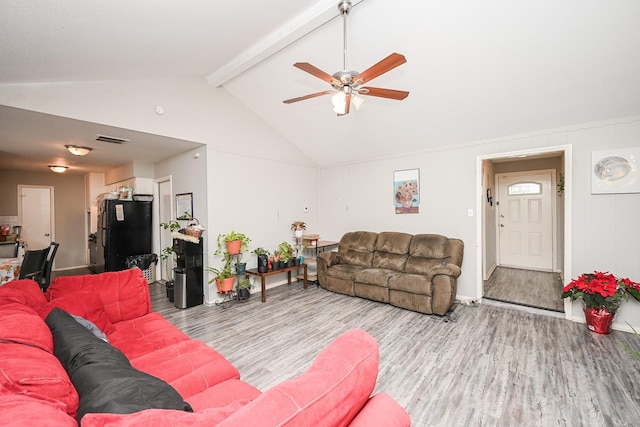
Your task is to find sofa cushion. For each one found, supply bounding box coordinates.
[130,339,241,399]
[326,263,365,281]
[0,343,79,417]
[372,232,412,271]
[339,231,378,267]
[0,303,53,353]
[108,312,190,359]
[349,393,411,427]
[46,268,151,323]
[388,273,432,295]
[0,279,48,310]
[45,308,192,422]
[355,268,396,287]
[0,387,77,427]
[217,329,379,427]
[42,287,116,335]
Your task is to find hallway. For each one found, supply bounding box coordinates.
[483,266,564,312]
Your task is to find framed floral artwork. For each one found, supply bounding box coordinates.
[394,169,420,214]
[591,147,640,194]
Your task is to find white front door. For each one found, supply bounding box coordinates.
[18,185,54,250]
[497,170,554,271]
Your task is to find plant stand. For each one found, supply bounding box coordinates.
[214,289,237,308]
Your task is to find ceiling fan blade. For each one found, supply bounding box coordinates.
[354,53,407,85]
[359,87,409,100]
[293,63,340,85]
[283,90,333,104]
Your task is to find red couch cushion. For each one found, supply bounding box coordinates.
[0,393,77,427]
[130,339,241,399]
[46,268,151,322]
[108,312,190,359]
[218,329,379,427]
[41,287,116,335]
[0,303,53,353]
[0,343,79,417]
[0,279,48,310]
[348,393,411,427]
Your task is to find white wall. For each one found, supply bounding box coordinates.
[319,116,640,330]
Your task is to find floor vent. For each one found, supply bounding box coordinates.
[92,134,130,144]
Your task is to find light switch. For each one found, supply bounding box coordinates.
[468,209,474,217]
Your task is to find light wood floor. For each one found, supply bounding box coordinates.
[484,266,565,312]
[150,280,640,426]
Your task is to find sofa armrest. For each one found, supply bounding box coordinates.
[317,251,341,268]
[348,393,411,427]
[428,262,461,279]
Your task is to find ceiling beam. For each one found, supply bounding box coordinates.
[206,0,364,87]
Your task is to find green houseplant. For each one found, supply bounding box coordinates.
[278,241,294,266]
[159,221,181,284]
[206,264,235,294]
[216,230,251,255]
[253,247,270,273]
[236,277,252,301]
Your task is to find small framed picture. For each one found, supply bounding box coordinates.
[176,193,193,219]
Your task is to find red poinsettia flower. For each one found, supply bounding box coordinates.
[562,271,640,312]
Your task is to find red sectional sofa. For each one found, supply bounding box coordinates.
[0,268,410,426]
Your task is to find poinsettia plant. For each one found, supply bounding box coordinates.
[562,271,640,312]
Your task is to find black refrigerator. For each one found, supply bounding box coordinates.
[94,200,152,273]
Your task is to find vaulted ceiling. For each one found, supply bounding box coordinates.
[1,0,639,172]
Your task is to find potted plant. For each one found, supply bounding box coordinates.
[253,247,270,273]
[207,264,235,294]
[294,242,306,265]
[562,271,640,334]
[236,277,252,301]
[159,221,181,300]
[278,241,294,267]
[216,230,251,255]
[270,251,281,270]
[291,220,307,238]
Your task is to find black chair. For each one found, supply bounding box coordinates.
[40,242,60,292]
[18,248,48,284]
[0,242,19,258]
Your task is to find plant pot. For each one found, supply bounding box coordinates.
[236,262,246,275]
[293,258,299,266]
[237,288,250,301]
[299,256,304,265]
[294,229,304,238]
[216,277,236,293]
[257,254,268,273]
[226,240,242,254]
[285,259,294,268]
[272,261,281,270]
[584,307,616,334]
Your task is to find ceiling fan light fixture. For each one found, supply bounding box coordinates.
[332,89,351,114]
[48,165,68,173]
[352,93,365,110]
[65,145,93,156]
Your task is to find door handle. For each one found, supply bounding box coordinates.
[500,224,504,228]
[45,233,50,236]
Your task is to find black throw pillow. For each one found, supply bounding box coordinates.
[45,307,192,422]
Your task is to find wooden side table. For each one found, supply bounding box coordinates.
[245,264,308,302]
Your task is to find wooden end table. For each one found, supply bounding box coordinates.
[245,263,308,302]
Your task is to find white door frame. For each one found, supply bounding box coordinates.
[476,145,573,320]
[154,175,173,281]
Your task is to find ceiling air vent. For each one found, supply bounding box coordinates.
[92,134,130,144]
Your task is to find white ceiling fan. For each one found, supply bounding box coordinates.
[283,0,409,116]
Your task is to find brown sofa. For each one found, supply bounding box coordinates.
[317,231,464,315]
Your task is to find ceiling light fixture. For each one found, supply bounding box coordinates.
[48,165,68,173]
[65,145,93,156]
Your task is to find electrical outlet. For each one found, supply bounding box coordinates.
[467,209,474,217]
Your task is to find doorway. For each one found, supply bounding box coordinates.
[478,147,571,314]
[18,185,54,251]
[155,177,173,282]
